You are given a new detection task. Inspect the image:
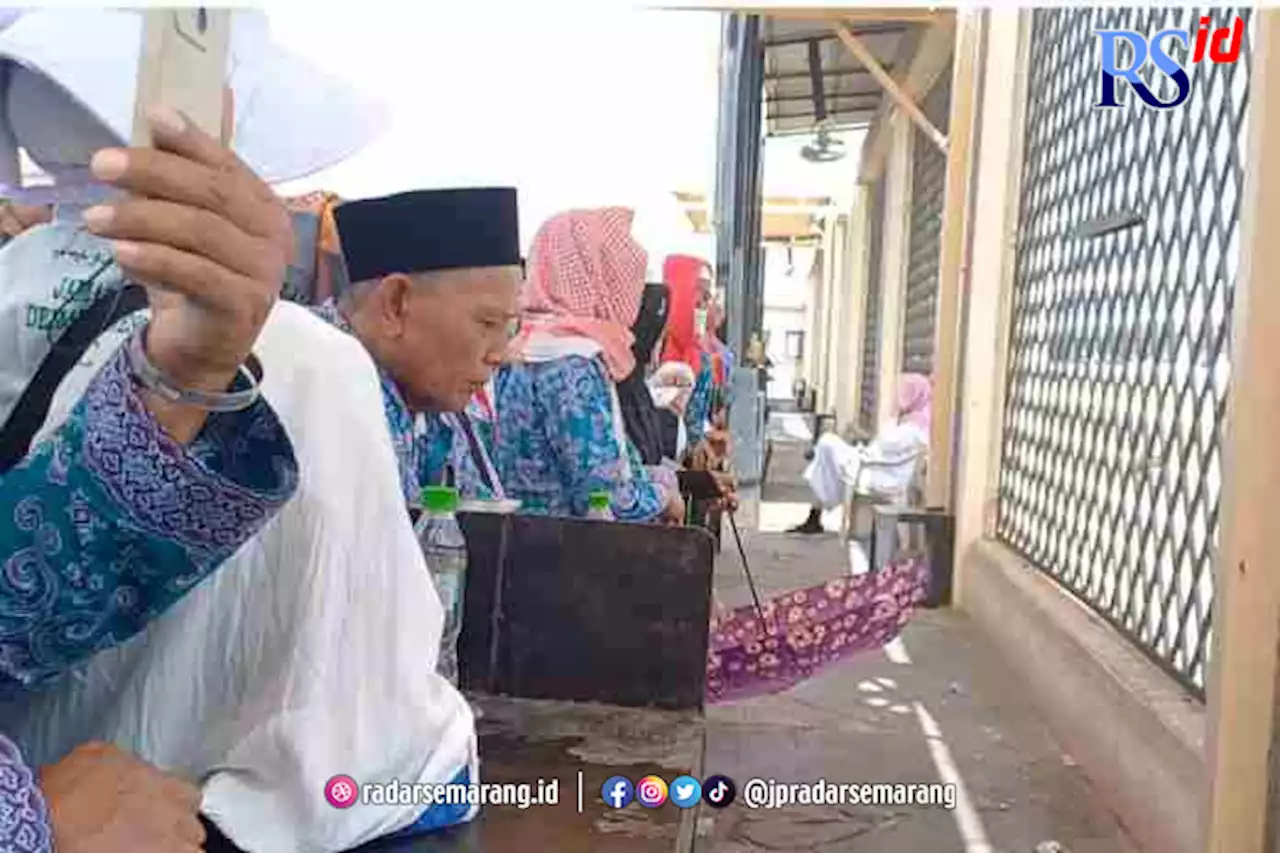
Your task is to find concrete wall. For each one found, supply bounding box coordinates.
[783,11,1274,845]
[962,542,1206,853]
[948,11,1212,853]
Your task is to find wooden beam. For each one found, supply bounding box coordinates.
[923,9,981,509]
[772,10,947,24]
[858,16,957,184]
[1204,11,1280,853]
[951,9,1028,596]
[643,3,945,22]
[834,24,947,153]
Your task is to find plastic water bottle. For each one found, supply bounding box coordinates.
[416,486,467,685]
[586,491,615,521]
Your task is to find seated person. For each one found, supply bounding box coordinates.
[284,188,510,503]
[0,30,510,848]
[495,207,684,524]
[789,373,932,535]
[618,281,672,468]
[320,188,519,504]
[661,254,718,447]
[0,80,296,853]
[622,286,737,515]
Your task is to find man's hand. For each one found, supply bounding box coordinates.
[706,428,732,461]
[0,201,51,238]
[710,471,739,512]
[40,742,206,853]
[660,486,686,526]
[84,105,293,442]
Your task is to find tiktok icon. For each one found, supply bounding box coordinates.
[702,775,737,809]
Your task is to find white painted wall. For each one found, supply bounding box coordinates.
[762,243,818,401]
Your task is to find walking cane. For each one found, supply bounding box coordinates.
[726,510,767,624]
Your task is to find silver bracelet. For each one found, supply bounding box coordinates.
[125,328,263,413]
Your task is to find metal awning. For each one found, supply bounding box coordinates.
[761,17,922,136]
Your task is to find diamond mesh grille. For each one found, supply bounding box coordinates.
[902,67,953,376]
[860,176,887,431]
[997,7,1250,696]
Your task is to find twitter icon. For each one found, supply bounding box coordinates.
[670,775,702,809]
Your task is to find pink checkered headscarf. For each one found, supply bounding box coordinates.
[511,207,649,381]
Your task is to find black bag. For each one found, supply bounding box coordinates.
[0,284,148,475]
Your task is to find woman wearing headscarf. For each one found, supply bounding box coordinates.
[790,373,932,534]
[618,282,671,466]
[496,208,684,523]
[662,254,717,447]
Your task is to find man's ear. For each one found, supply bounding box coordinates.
[379,273,416,337]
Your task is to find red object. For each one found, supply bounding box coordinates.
[661,254,706,369]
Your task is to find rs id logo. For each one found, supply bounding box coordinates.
[1096,14,1245,109]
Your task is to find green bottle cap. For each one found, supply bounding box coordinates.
[588,491,611,511]
[421,486,460,514]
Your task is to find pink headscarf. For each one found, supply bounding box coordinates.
[897,373,932,432]
[510,207,648,381]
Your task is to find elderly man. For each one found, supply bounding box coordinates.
[319,188,522,503]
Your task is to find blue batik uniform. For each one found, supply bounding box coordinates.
[492,356,665,521]
[0,345,299,853]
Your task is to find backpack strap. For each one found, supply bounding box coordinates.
[0,284,148,474]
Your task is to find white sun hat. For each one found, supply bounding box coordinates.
[0,8,388,204]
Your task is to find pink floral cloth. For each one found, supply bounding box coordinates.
[706,558,930,703]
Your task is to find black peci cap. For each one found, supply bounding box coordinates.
[334,187,521,283]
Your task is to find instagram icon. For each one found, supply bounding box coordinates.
[636,775,668,808]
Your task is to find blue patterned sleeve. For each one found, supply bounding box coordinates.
[538,358,665,522]
[685,356,715,447]
[0,344,298,688]
[0,733,51,852]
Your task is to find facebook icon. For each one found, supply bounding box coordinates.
[602,776,635,809]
